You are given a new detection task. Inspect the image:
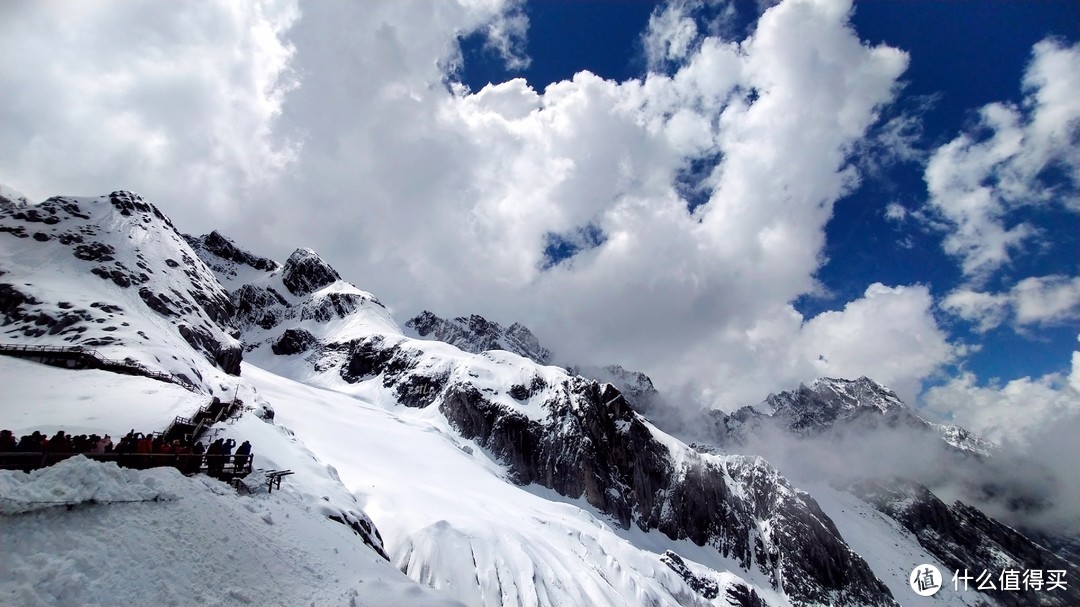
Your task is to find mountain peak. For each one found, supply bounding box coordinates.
[281,248,341,296]
[193,231,279,272]
[805,376,905,414]
[405,311,552,364]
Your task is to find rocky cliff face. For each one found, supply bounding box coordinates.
[185,231,279,278]
[187,235,396,355]
[329,333,897,606]
[567,363,662,413]
[852,479,1079,607]
[405,310,552,365]
[0,191,242,386]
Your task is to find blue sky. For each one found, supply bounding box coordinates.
[2,0,1078,442]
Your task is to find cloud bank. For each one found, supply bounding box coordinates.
[2,0,1072,427]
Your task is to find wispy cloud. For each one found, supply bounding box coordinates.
[923,39,1080,282]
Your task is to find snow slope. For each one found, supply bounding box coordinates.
[0,456,463,607]
[241,362,771,607]
[0,192,242,393]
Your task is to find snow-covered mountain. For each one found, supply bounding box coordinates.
[3,190,1077,606]
[1,192,241,392]
[405,310,553,365]
[187,230,893,606]
[708,376,995,457]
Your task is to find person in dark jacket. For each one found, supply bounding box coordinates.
[0,430,16,452]
[233,440,252,472]
[206,439,224,476]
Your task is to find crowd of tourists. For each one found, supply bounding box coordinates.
[0,428,252,477]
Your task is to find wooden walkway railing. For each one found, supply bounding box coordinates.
[0,343,200,392]
[0,452,254,480]
[157,397,243,444]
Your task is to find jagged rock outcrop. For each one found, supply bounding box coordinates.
[187,236,393,357]
[568,363,661,413]
[660,551,719,599]
[185,231,280,277]
[406,311,552,365]
[281,248,341,296]
[705,376,995,457]
[233,284,290,331]
[272,328,318,355]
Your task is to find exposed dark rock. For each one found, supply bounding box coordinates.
[705,377,994,458]
[435,374,895,606]
[233,284,288,330]
[660,550,719,599]
[271,328,317,355]
[281,248,340,296]
[177,323,242,376]
[89,302,124,314]
[89,266,132,288]
[568,364,661,413]
[406,311,552,364]
[12,207,61,224]
[58,232,84,245]
[47,309,92,335]
[0,225,27,238]
[0,188,31,209]
[852,479,1079,607]
[185,230,279,272]
[107,191,174,227]
[139,287,176,316]
[394,371,449,408]
[300,292,366,323]
[0,283,40,322]
[73,242,115,262]
[726,583,769,607]
[340,336,419,387]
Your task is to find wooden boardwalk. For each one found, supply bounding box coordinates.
[0,343,200,392]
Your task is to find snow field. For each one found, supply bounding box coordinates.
[242,362,758,607]
[0,456,464,607]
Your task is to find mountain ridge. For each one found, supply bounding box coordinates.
[4,191,1075,606]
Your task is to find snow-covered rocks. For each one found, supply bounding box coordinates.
[705,376,996,458]
[0,192,242,389]
[405,311,552,365]
[281,248,341,296]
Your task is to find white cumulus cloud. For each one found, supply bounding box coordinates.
[943,275,1080,333]
[0,0,301,227]
[2,0,967,411]
[923,39,1080,281]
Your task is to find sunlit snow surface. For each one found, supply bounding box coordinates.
[241,362,770,607]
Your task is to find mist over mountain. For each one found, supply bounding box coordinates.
[5,189,1077,606]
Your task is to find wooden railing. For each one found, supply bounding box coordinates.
[0,452,254,479]
[0,343,199,392]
